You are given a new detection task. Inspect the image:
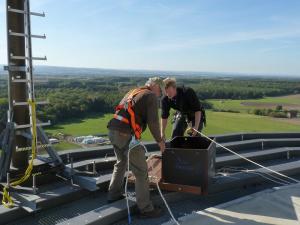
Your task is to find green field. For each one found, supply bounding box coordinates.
[250,95,300,104]
[204,111,299,134]
[46,114,113,136]
[46,113,174,141]
[45,94,300,151]
[46,111,300,143]
[209,99,251,112]
[209,94,300,112]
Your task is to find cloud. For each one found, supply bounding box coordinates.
[258,45,298,54]
[136,26,300,52]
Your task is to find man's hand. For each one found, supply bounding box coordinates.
[187,127,199,136]
[158,140,165,153]
[191,128,198,136]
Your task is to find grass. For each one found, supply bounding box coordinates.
[46,113,174,141]
[250,94,300,105]
[46,111,300,144]
[208,99,251,112]
[46,114,112,136]
[208,94,300,112]
[0,98,6,104]
[203,111,300,134]
[45,94,300,151]
[53,141,81,151]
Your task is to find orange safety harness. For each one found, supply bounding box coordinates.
[114,87,149,140]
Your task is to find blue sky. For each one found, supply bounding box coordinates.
[1,0,300,75]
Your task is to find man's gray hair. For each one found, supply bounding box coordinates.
[145,77,164,88]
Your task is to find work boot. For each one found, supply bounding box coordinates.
[107,195,125,204]
[139,206,164,219]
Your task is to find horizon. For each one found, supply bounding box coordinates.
[1,64,300,78]
[1,0,300,75]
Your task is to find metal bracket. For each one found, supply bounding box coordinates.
[7,5,45,17]
[3,65,27,72]
[9,30,46,39]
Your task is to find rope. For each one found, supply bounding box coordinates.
[219,166,292,185]
[218,167,291,186]
[188,127,300,184]
[125,148,132,224]
[2,100,38,208]
[125,138,180,225]
[141,144,180,225]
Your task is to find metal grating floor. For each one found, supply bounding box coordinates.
[7,192,108,225]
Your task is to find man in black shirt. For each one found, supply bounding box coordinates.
[161,78,206,139]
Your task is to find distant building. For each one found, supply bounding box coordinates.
[82,138,95,145]
[49,138,59,144]
[74,135,108,145]
[74,135,93,143]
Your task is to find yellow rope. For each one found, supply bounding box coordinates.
[2,100,38,208]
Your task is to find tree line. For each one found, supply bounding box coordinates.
[0,76,300,124]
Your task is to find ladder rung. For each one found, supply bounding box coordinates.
[14,121,51,130]
[10,54,47,61]
[13,100,49,106]
[9,30,46,39]
[12,78,48,83]
[7,6,45,17]
[15,131,32,139]
[4,65,27,72]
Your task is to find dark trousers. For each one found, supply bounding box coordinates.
[171,112,204,139]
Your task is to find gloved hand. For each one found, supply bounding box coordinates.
[186,127,193,136]
[186,127,199,136]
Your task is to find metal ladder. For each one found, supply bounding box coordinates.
[7,0,48,128]
[1,0,63,182]
[1,2,100,211]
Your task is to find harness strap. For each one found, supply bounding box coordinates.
[114,114,129,124]
[114,87,149,140]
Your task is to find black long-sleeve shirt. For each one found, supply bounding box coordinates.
[161,86,202,120]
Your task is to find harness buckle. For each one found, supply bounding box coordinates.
[129,136,141,149]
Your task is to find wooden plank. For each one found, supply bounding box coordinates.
[159,182,202,195]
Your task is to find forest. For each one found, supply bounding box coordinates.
[0,76,300,124]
